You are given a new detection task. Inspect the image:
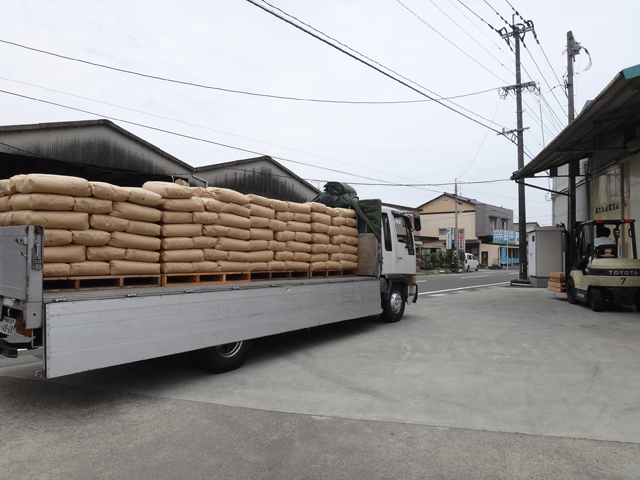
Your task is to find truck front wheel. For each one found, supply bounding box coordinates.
[381,285,405,323]
[589,288,604,312]
[195,340,252,373]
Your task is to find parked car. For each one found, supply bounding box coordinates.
[464,253,479,272]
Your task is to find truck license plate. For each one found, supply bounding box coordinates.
[0,317,16,336]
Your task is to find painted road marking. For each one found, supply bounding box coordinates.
[460,275,489,279]
[420,282,510,295]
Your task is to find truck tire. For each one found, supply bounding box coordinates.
[566,278,576,304]
[381,285,405,323]
[589,288,603,312]
[195,340,252,373]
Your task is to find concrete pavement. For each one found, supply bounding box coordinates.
[1,284,640,479]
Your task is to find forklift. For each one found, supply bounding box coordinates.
[566,219,640,311]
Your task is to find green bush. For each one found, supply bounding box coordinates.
[423,249,464,271]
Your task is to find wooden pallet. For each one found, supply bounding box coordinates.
[547,272,566,293]
[44,275,161,292]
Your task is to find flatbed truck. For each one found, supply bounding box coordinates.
[0,206,419,378]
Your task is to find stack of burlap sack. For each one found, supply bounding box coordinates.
[0,174,359,278]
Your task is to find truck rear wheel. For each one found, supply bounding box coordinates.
[566,278,576,304]
[381,285,405,323]
[589,288,604,312]
[195,340,252,373]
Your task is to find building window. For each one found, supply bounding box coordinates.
[491,217,497,230]
[502,220,507,230]
[438,228,448,236]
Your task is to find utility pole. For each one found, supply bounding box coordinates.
[498,17,534,283]
[454,179,459,254]
[565,30,580,275]
[567,31,576,123]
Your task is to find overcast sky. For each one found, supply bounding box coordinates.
[2,1,638,226]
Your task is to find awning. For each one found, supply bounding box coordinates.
[511,64,640,180]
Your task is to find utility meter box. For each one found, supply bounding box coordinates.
[527,226,564,288]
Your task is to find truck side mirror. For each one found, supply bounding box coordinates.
[413,217,421,232]
[613,228,620,239]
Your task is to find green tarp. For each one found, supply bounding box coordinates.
[310,182,381,241]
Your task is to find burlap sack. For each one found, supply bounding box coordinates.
[202,225,229,237]
[270,199,288,212]
[0,212,11,226]
[247,250,274,263]
[215,237,250,252]
[123,188,163,207]
[86,246,126,261]
[274,251,294,262]
[44,229,73,247]
[190,187,205,197]
[326,261,341,270]
[340,226,359,237]
[108,231,161,251]
[336,207,357,218]
[69,261,110,276]
[269,219,286,232]
[250,228,273,241]
[345,236,359,246]
[327,226,342,236]
[193,236,218,248]
[109,259,160,276]
[311,253,329,262]
[326,207,340,218]
[15,174,91,197]
[294,232,312,243]
[0,179,11,195]
[44,263,71,277]
[331,216,346,227]
[267,261,287,271]
[274,231,295,242]
[309,262,326,271]
[161,249,204,263]
[217,260,250,272]
[286,221,311,233]
[308,202,328,213]
[72,229,111,246]
[246,193,271,207]
[10,193,75,211]
[227,251,250,262]
[311,233,330,245]
[192,211,218,225]
[268,240,286,252]
[203,249,228,261]
[227,227,251,241]
[142,181,194,199]
[217,212,251,229]
[74,197,113,214]
[161,224,202,238]
[275,211,295,222]
[287,202,311,214]
[12,211,90,230]
[310,212,331,226]
[219,201,251,215]
[161,237,196,250]
[310,244,328,254]
[286,241,311,253]
[329,253,346,262]
[339,244,358,255]
[345,218,358,227]
[90,214,129,232]
[127,220,161,237]
[293,213,311,223]
[285,261,308,270]
[248,240,270,252]
[310,222,329,234]
[89,182,129,202]
[125,249,161,263]
[250,216,271,228]
[194,197,224,213]
[343,254,358,263]
[330,235,347,245]
[160,262,194,274]
[204,187,250,205]
[327,244,340,255]
[44,245,86,263]
[8,175,26,195]
[161,211,194,224]
[111,202,162,222]
[340,260,358,270]
[293,252,311,262]
[249,204,275,219]
[0,197,10,212]
[161,198,204,212]
[249,262,269,272]
[192,261,219,273]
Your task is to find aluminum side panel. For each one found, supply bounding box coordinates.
[45,279,381,378]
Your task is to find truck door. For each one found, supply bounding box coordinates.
[393,213,416,274]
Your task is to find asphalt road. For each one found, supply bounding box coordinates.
[2,278,640,479]
[417,267,520,295]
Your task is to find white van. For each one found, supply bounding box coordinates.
[464,253,479,272]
